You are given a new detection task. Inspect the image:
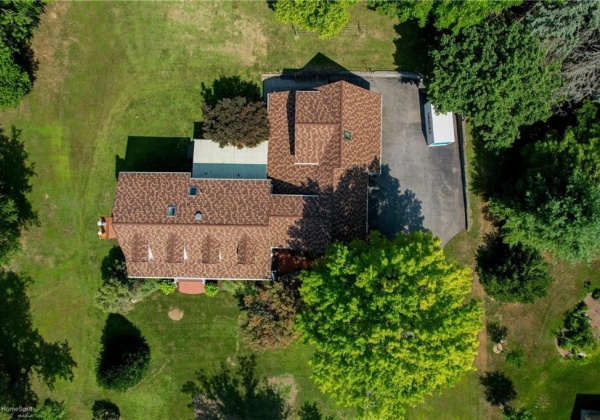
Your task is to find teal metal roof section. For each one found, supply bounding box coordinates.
[192,163,268,179]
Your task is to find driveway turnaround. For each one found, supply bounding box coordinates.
[263,72,467,246]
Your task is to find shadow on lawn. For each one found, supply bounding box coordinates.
[182,355,291,419]
[368,164,425,239]
[200,75,262,107]
[0,270,76,406]
[571,394,600,420]
[115,136,191,179]
[393,22,436,77]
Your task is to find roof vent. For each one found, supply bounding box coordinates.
[195,211,203,220]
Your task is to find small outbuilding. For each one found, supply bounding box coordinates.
[424,102,456,147]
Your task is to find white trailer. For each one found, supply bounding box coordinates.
[424,102,456,147]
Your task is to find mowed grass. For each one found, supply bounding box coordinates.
[1,1,396,418]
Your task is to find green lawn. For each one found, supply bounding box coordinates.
[1,1,396,418]
[3,1,599,419]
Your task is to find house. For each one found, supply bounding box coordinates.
[103,81,381,284]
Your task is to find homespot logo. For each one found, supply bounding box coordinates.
[0,406,34,413]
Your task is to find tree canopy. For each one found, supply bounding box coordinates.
[489,101,600,261]
[237,274,302,351]
[202,97,269,149]
[0,0,45,109]
[273,0,356,39]
[527,0,600,104]
[296,231,482,418]
[476,233,553,303]
[428,19,561,149]
[368,0,520,34]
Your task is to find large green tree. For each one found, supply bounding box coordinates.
[489,101,600,261]
[297,231,482,419]
[476,233,553,303]
[273,0,356,39]
[527,0,600,104]
[368,0,520,34]
[0,0,45,109]
[428,19,561,149]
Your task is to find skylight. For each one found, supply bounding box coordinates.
[344,130,352,141]
[167,205,177,217]
[189,186,197,196]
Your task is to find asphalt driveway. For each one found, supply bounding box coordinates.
[263,71,467,246]
[364,74,466,246]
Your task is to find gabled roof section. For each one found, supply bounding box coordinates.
[267,80,381,194]
[113,173,271,226]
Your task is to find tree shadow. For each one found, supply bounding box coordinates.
[278,167,371,255]
[393,22,436,77]
[368,164,425,239]
[571,394,600,420]
[114,136,191,179]
[297,401,334,420]
[0,270,76,406]
[96,314,150,389]
[479,371,517,407]
[182,355,291,420]
[201,75,262,108]
[0,125,38,227]
[100,245,128,283]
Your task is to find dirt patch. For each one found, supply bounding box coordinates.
[168,307,184,321]
[267,375,298,410]
[584,294,600,336]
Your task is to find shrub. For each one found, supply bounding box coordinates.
[503,406,535,420]
[34,399,66,419]
[92,400,120,420]
[158,280,176,295]
[592,288,600,300]
[487,321,508,344]
[96,314,151,391]
[94,279,135,314]
[204,282,219,297]
[236,274,302,351]
[505,349,525,368]
[557,301,597,356]
[203,97,269,149]
[476,233,553,303]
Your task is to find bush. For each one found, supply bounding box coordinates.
[158,279,176,295]
[236,274,302,351]
[94,279,135,314]
[92,400,120,420]
[505,349,525,368]
[96,314,151,391]
[476,233,553,303]
[503,406,535,420]
[486,321,508,344]
[34,399,66,419]
[557,301,597,356]
[205,282,219,297]
[592,287,600,300]
[203,97,269,149]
